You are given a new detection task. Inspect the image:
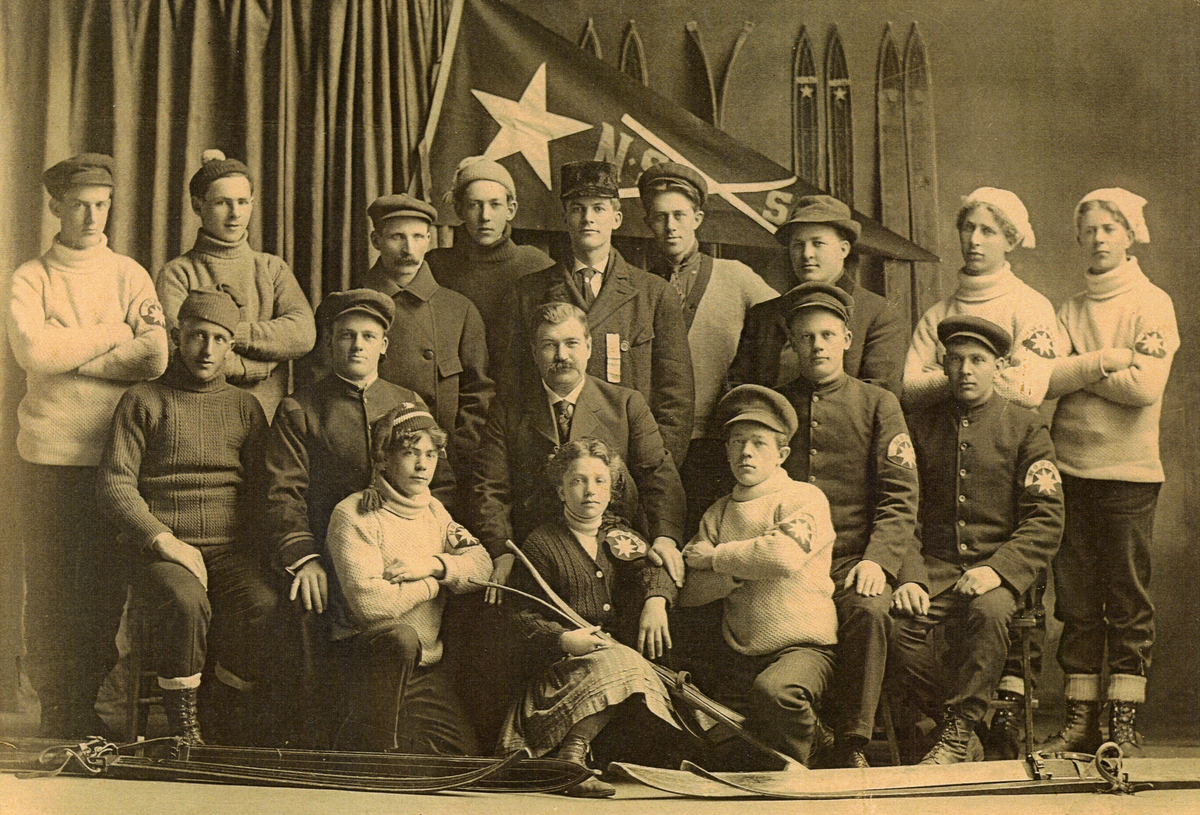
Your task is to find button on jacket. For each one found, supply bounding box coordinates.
[901,393,1064,596]
[776,373,919,578]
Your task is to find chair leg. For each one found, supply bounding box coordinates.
[1020,626,1036,758]
[880,695,902,766]
[124,596,140,744]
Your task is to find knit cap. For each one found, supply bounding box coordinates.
[189,149,251,199]
[450,156,516,203]
[43,153,114,199]
[177,285,242,334]
[962,187,1036,248]
[1075,188,1150,244]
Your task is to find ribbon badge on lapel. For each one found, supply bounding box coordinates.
[605,528,649,561]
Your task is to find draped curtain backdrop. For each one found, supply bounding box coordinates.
[0,0,446,710]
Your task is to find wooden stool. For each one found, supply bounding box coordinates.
[123,592,162,742]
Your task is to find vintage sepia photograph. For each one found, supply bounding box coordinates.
[0,0,1197,811]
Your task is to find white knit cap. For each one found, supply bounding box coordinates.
[1075,188,1150,244]
[962,187,1036,248]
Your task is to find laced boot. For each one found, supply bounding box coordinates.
[555,733,616,798]
[919,710,975,765]
[1038,699,1101,754]
[1108,702,1143,757]
[162,687,205,746]
[983,691,1022,760]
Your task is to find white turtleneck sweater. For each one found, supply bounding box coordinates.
[903,263,1059,410]
[7,236,169,466]
[325,474,491,664]
[1047,257,1177,482]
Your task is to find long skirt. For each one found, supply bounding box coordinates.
[497,642,677,756]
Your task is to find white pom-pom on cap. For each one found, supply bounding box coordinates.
[201,149,227,165]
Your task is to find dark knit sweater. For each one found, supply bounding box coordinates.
[425,227,553,362]
[99,357,268,553]
[508,514,677,661]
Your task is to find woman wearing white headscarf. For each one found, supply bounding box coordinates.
[1039,189,1178,757]
[902,188,1059,411]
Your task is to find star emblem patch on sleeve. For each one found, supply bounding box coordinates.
[1134,331,1167,358]
[774,513,815,553]
[887,433,917,469]
[1021,328,1057,359]
[138,298,166,328]
[446,522,480,549]
[605,529,649,561]
[1024,460,1062,496]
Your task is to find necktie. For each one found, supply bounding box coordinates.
[554,400,574,442]
[577,268,597,306]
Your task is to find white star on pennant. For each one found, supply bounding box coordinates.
[471,63,592,190]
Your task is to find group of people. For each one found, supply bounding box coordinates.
[8,146,1177,798]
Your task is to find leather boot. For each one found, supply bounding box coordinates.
[1038,699,1101,754]
[1109,702,1143,757]
[555,733,616,798]
[162,687,205,746]
[983,691,1022,760]
[919,710,975,765]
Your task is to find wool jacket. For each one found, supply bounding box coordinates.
[263,374,455,571]
[647,247,777,440]
[426,228,554,363]
[98,357,267,553]
[7,235,169,466]
[508,514,677,660]
[155,229,316,417]
[903,263,1058,411]
[325,476,491,664]
[498,247,694,466]
[472,374,685,558]
[777,373,920,579]
[1047,257,1178,483]
[900,393,1064,597]
[678,469,838,656]
[728,271,907,398]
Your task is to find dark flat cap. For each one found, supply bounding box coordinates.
[368,194,437,227]
[637,162,707,208]
[317,288,395,330]
[775,194,861,245]
[43,153,114,199]
[780,281,854,324]
[560,161,619,200]
[937,315,1012,358]
[178,286,242,335]
[189,149,251,199]
[719,384,799,439]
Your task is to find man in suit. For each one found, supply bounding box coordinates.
[497,161,694,475]
[728,195,907,397]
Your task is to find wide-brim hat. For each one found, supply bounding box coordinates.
[775,194,861,245]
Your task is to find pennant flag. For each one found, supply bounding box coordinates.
[420,0,938,261]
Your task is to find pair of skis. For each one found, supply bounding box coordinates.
[791,26,855,206]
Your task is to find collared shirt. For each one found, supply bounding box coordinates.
[663,241,702,302]
[543,376,587,443]
[573,252,609,298]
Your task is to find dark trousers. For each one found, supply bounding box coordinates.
[680,437,735,541]
[889,585,1016,724]
[329,623,478,755]
[680,605,835,766]
[829,562,893,742]
[22,463,126,721]
[1054,475,1159,679]
[137,544,279,682]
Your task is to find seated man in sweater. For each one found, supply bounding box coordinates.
[679,385,837,768]
[156,150,316,418]
[99,288,278,746]
[426,156,553,364]
[325,405,491,754]
[888,317,1063,765]
[8,153,169,738]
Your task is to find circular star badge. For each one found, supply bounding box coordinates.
[605,528,648,561]
[1024,460,1062,496]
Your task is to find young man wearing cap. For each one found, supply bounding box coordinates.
[264,289,454,625]
[678,384,838,768]
[323,404,490,754]
[903,187,1058,412]
[8,153,169,738]
[639,162,777,537]
[888,316,1063,765]
[775,281,919,768]
[99,288,279,746]
[156,150,316,418]
[729,194,907,397]
[499,160,694,481]
[426,157,554,363]
[360,193,493,480]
